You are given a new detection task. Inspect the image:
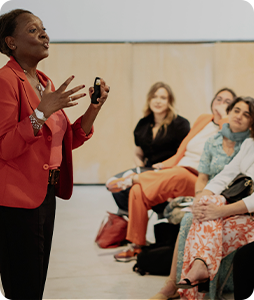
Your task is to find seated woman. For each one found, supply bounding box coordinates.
[175,97,254,300]
[150,96,254,300]
[108,88,236,262]
[109,82,190,216]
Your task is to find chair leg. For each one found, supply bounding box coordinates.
[217,263,233,300]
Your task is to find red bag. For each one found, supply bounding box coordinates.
[95,212,128,248]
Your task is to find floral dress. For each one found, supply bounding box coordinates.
[178,196,254,300]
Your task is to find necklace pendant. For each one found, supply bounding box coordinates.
[36,83,43,97]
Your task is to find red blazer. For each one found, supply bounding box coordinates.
[0,57,93,208]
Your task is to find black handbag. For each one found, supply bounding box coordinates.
[221,173,253,204]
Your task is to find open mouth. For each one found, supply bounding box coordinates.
[43,42,49,49]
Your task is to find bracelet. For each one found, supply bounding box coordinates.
[195,190,202,195]
[29,114,43,130]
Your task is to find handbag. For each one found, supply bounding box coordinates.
[95,212,128,248]
[163,196,194,224]
[221,173,253,204]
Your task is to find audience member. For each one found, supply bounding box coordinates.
[108,88,236,262]
[150,96,254,299]
[109,82,190,215]
[175,97,254,300]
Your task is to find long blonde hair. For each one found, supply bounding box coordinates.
[143,82,177,134]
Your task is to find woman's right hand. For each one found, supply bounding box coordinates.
[192,189,215,219]
[37,76,86,119]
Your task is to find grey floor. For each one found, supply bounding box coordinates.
[0,186,234,299]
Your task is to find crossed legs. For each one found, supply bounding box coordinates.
[178,195,254,300]
[126,167,197,246]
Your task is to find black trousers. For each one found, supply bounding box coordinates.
[0,184,56,300]
[233,241,254,300]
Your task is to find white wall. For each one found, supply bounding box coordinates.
[0,0,254,42]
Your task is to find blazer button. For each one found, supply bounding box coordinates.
[43,164,49,170]
[47,136,52,141]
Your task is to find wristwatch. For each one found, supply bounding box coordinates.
[34,108,47,121]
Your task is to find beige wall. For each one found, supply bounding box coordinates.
[1,42,254,183]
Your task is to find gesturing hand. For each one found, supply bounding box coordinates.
[37,76,86,119]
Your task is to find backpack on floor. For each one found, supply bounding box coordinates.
[133,244,175,275]
[133,222,180,276]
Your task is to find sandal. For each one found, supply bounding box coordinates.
[176,258,210,293]
[176,277,210,293]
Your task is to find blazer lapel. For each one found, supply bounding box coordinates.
[7,57,56,132]
[8,57,41,112]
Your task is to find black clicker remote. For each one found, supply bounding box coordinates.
[91,77,101,104]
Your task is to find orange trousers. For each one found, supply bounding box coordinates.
[126,166,197,245]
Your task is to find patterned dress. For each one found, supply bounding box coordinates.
[178,195,254,300]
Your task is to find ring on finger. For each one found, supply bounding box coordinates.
[69,97,72,101]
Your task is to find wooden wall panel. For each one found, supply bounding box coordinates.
[1,42,254,183]
[214,43,254,98]
[132,43,215,126]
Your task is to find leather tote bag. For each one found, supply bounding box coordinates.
[95,212,128,248]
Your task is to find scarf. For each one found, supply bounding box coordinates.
[220,123,250,142]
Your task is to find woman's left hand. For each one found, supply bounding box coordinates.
[193,202,222,221]
[89,78,109,107]
[214,102,228,119]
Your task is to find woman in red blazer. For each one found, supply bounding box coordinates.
[0,9,109,300]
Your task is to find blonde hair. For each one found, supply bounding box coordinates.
[143,82,177,134]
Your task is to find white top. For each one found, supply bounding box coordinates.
[177,121,219,170]
[205,138,254,212]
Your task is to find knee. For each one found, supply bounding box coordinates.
[129,184,142,199]
[200,195,226,206]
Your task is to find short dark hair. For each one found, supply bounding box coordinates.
[210,88,237,111]
[0,9,33,57]
[227,96,254,138]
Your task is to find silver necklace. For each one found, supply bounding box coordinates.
[23,69,43,97]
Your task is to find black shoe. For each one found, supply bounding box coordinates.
[176,277,210,293]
